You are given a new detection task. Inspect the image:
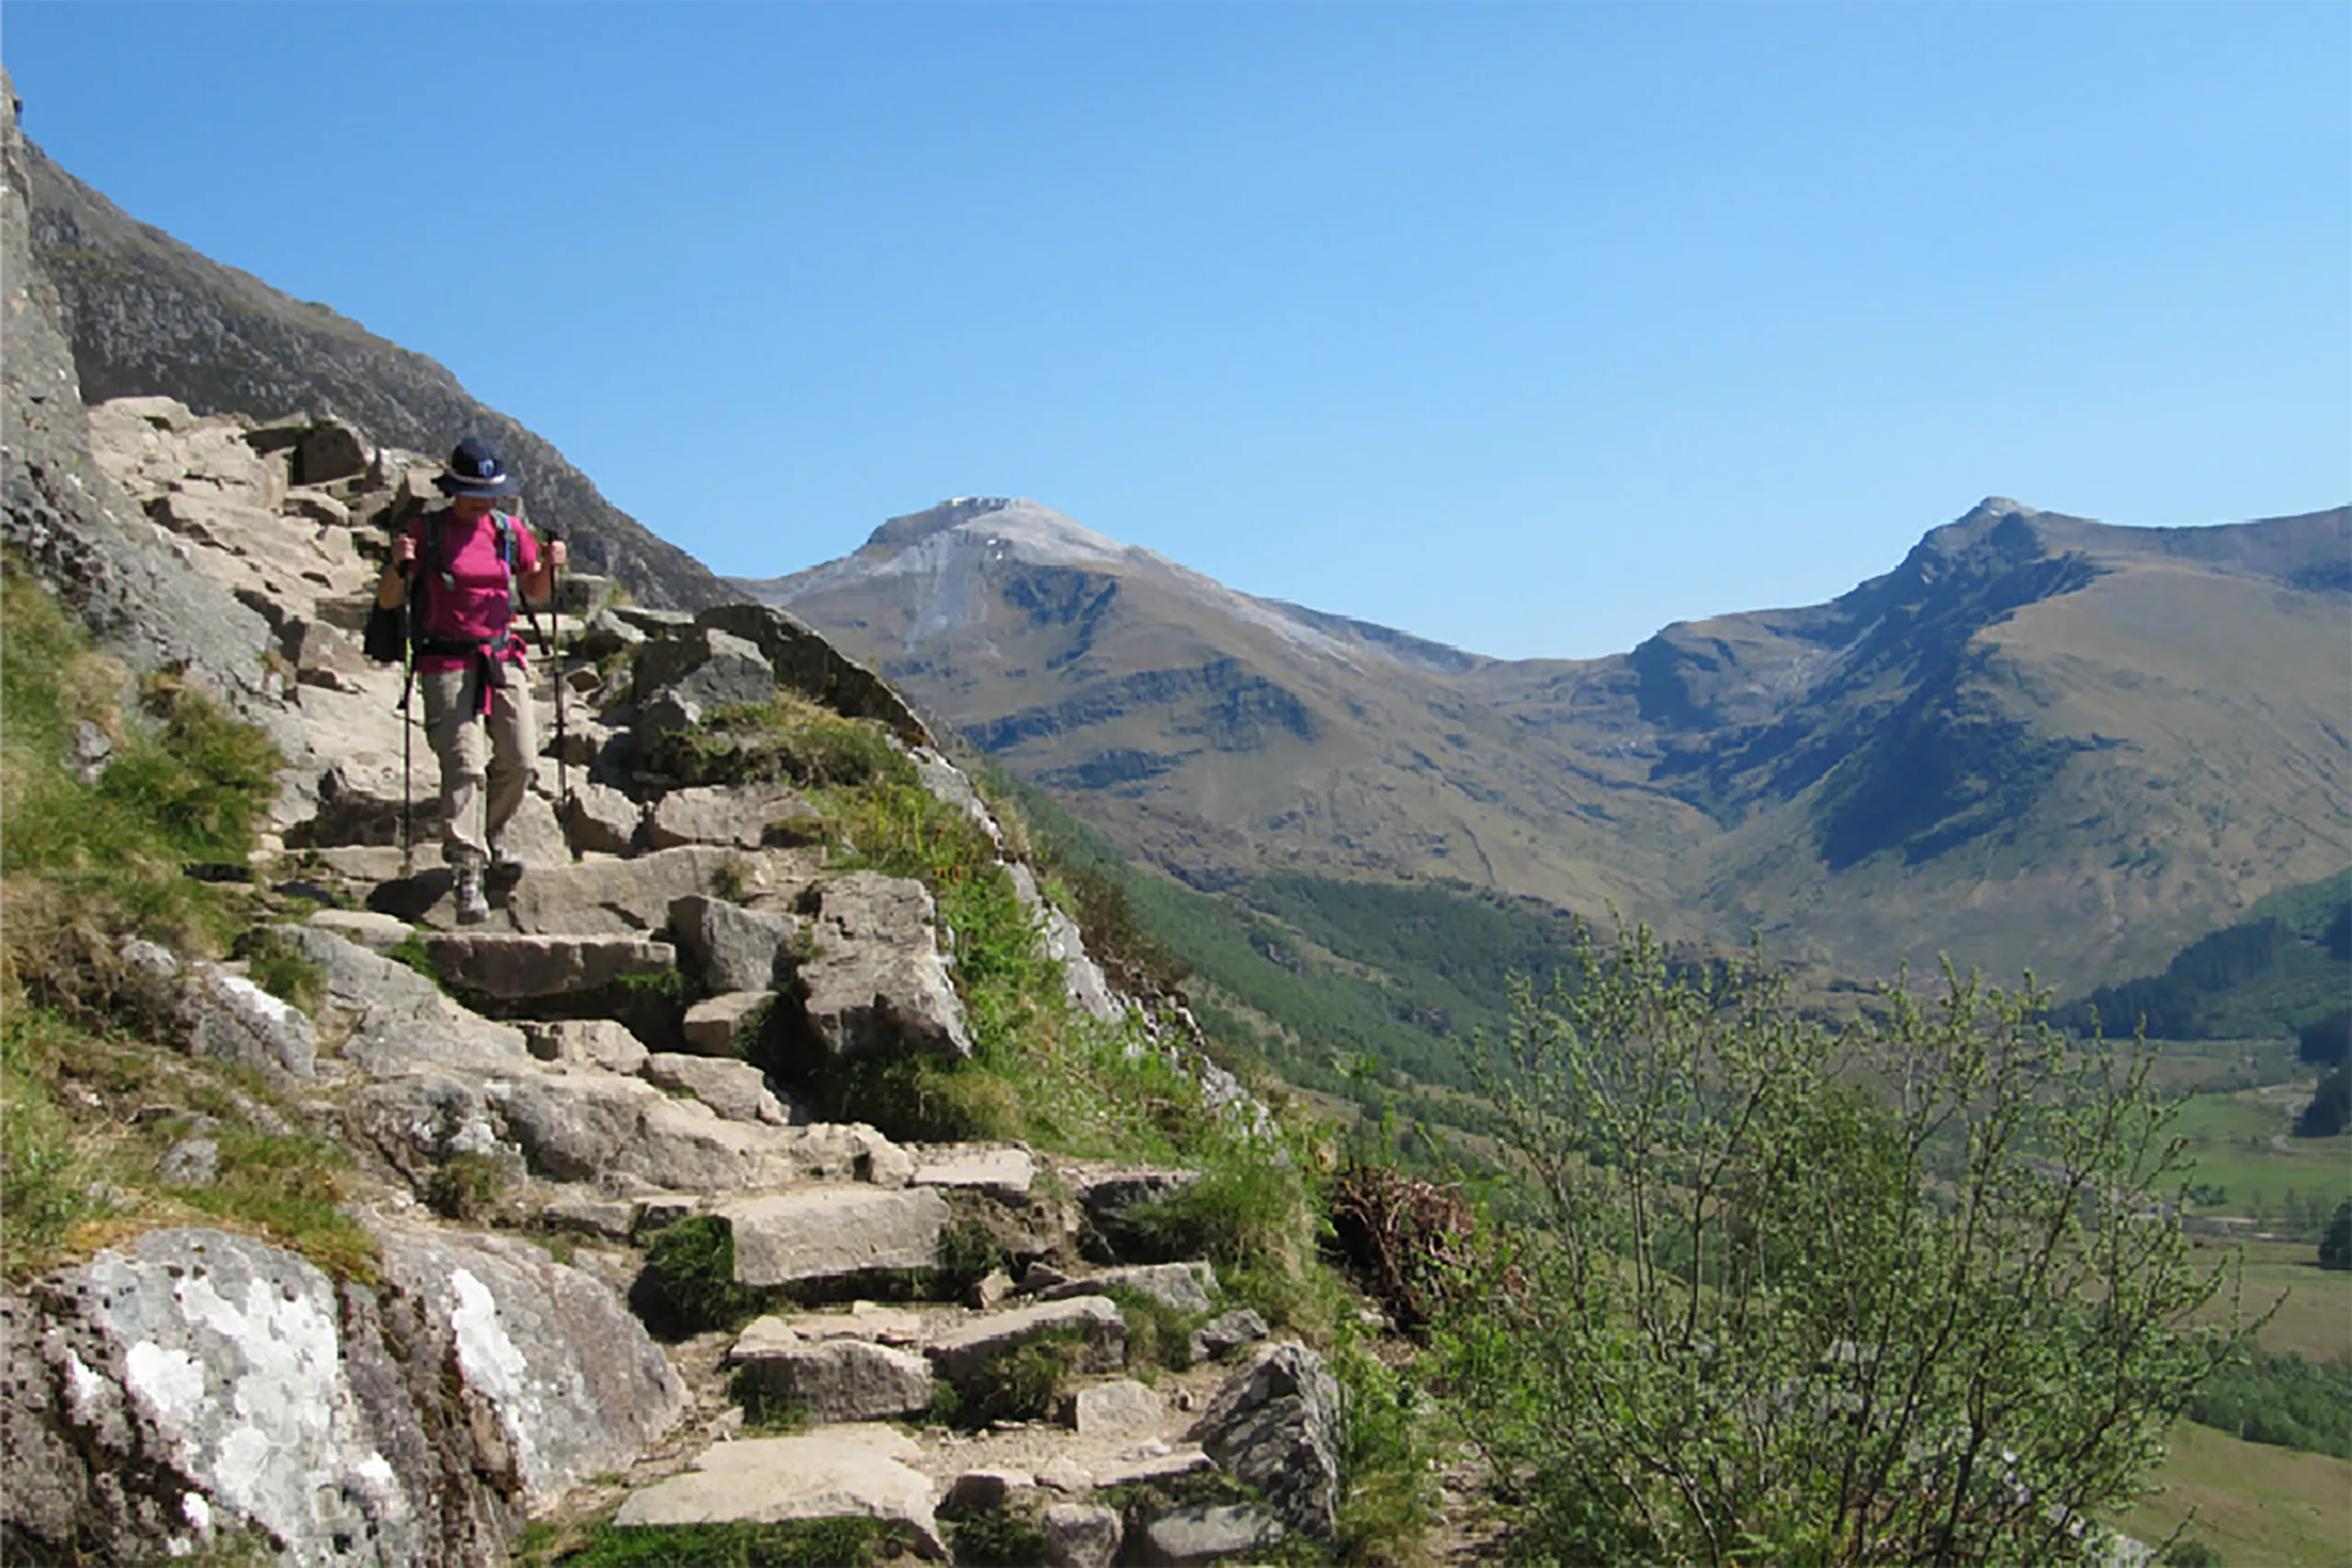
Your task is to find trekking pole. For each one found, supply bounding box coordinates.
[543,525,575,856]
[397,560,416,874]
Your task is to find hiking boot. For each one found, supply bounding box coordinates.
[454,865,491,925]
[487,840,526,885]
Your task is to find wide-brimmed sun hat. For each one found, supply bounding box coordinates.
[434,435,520,498]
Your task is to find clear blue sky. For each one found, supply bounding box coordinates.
[6,3,2346,660]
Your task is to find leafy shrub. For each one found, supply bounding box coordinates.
[946,1507,1053,1568]
[724,1363,809,1434]
[2323,1199,2352,1270]
[2185,1346,2352,1458]
[1431,925,2241,1566]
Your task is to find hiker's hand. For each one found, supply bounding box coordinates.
[547,539,569,570]
[390,533,418,569]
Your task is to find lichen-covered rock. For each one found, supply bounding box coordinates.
[0,1226,681,1567]
[175,960,316,1078]
[1187,1343,1342,1541]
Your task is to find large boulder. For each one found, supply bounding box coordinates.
[0,1226,684,1568]
[797,873,972,1061]
[1187,1343,1343,1541]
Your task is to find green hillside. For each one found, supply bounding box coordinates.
[2051,869,2352,1041]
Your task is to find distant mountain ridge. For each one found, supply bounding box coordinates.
[736,495,2352,988]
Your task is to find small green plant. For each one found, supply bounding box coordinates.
[947,1326,1090,1427]
[424,1151,514,1224]
[725,1363,810,1434]
[947,1506,1054,1567]
[385,930,440,982]
[1101,1284,1208,1375]
[933,1217,1010,1299]
[631,1215,762,1338]
[548,1517,901,1566]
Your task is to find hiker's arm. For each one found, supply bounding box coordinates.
[377,532,418,609]
[518,537,568,607]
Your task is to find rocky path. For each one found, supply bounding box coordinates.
[6,396,1349,1568]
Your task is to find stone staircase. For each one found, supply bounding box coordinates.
[75,401,1312,1564]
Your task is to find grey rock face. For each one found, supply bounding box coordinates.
[3,93,277,714]
[720,1186,952,1288]
[1041,1501,1124,1568]
[372,1226,687,1508]
[671,894,802,992]
[695,602,932,744]
[175,961,316,1078]
[1134,1502,1284,1566]
[490,1072,811,1192]
[798,872,973,1061]
[420,931,676,1000]
[1188,1343,1343,1540]
[20,109,729,615]
[727,1337,935,1423]
[924,1296,1128,1385]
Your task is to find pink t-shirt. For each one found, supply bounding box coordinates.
[403,510,542,674]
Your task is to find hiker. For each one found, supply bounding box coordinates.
[375,435,567,923]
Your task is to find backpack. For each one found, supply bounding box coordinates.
[362,510,518,663]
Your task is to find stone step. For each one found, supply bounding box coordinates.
[420,931,675,1000]
[718,1185,954,1289]
[611,1429,944,1557]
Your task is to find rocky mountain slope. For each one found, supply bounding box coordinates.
[13,81,729,614]
[739,496,2352,988]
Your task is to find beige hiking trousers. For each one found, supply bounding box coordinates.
[417,663,537,868]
